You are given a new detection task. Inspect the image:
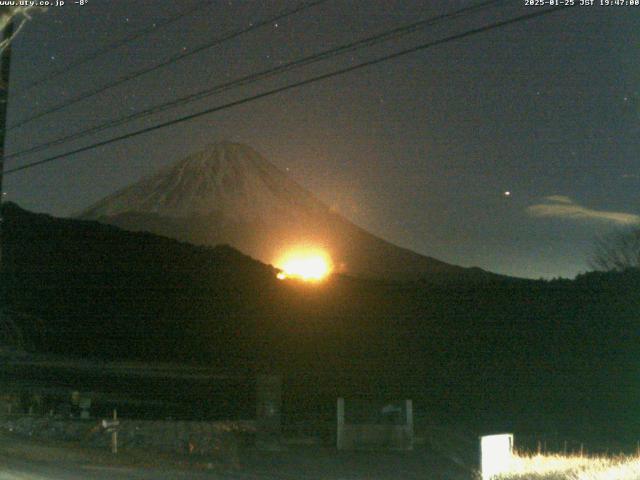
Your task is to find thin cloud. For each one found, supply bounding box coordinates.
[527,196,640,225]
[543,195,573,204]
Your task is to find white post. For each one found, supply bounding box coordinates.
[405,399,414,450]
[112,409,118,454]
[336,397,345,450]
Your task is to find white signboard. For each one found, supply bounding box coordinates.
[480,433,514,480]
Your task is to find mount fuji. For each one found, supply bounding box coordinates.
[80,142,490,280]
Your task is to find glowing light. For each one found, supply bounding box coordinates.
[275,248,332,282]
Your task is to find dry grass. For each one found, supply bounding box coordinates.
[497,451,640,480]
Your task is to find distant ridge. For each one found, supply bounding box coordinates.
[80,142,497,281]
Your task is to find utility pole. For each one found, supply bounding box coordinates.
[0,19,13,267]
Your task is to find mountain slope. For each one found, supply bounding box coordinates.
[79,142,492,281]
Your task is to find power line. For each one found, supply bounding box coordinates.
[6,0,508,161]
[16,0,218,94]
[4,6,571,176]
[8,0,329,130]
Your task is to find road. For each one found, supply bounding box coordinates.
[0,451,446,480]
[0,430,467,479]
[0,452,241,480]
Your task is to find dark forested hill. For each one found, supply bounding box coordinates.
[1,201,639,442]
[1,201,278,365]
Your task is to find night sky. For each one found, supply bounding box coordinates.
[3,0,639,279]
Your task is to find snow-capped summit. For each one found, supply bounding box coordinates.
[82,142,327,222]
[81,142,489,280]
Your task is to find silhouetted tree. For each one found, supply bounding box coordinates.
[590,228,640,272]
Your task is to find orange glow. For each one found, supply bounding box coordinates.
[275,248,332,282]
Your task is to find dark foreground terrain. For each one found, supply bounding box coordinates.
[2,202,639,448]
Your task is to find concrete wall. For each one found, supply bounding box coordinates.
[336,398,414,450]
[0,414,256,456]
[340,423,414,450]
